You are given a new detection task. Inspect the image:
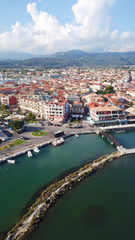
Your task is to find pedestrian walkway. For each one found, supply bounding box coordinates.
[117,146,135,155]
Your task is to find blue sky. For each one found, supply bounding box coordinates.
[0,0,135,54]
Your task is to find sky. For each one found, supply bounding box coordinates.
[0,0,135,55]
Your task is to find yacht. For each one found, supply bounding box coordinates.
[7,159,15,164]
[27,151,33,157]
[33,147,40,153]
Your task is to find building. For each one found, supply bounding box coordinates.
[71,101,84,119]
[90,106,126,125]
[45,100,70,124]
[1,96,17,108]
[18,96,46,118]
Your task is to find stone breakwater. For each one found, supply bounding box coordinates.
[5,151,121,240]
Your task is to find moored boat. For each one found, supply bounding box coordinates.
[7,159,15,164]
[33,147,40,153]
[27,151,33,157]
[52,137,64,146]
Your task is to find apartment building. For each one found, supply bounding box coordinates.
[18,97,46,118]
[18,97,70,123]
[90,105,126,125]
[45,100,70,123]
[1,96,17,107]
[71,101,84,119]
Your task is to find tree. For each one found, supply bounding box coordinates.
[104,85,114,94]
[129,102,133,107]
[8,120,24,131]
[0,104,7,113]
[26,112,36,121]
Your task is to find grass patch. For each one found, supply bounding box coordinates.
[0,139,25,151]
[26,120,37,123]
[31,131,48,137]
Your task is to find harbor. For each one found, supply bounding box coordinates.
[0,129,97,164]
[1,124,135,164]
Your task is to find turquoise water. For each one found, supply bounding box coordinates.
[112,131,135,148]
[25,154,135,240]
[25,132,135,240]
[24,132,135,240]
[0,134,114,234]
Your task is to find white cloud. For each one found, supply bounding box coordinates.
[0,0,134,54]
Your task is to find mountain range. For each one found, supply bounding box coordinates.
[0,50,135,68]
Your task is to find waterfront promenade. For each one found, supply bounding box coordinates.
[100,124,135,133]
[1,121,135,164]
[0,122,97,164]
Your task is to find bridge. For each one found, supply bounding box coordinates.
[99,131,121,147]
[98,131,135,156]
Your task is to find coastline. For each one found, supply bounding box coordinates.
[5,150,121,240]
[0,131,96,164]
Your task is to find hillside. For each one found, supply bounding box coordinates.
[0,50,135,68]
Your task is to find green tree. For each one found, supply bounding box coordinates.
[0,104,7,113]
[105,85,113,94]
[26,112,36,121]
[8,120,24,131]
[129,102,133,107]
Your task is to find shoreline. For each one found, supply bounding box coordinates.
[0,131,96,164]
[5,150,121,240]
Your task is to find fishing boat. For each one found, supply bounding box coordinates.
[27,151,33,157]
[33,147,40,153]
[75,134,79,138]
[7,159,15,164]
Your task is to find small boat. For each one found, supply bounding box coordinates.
[33,147,40,153]
[7,159,15,164]
[75,134,79,138]
[52,137,64,146]
[27,151,33,157]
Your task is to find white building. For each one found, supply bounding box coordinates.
[45,100,70,123]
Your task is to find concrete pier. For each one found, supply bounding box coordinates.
[117,146,135,155]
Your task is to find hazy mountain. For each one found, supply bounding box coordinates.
[0,51,47,60]
[0,50,135,68]
[49,50,90,59]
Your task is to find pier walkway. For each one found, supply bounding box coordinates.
[117,146,135,155]
[98,131,121,147]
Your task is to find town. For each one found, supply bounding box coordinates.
[0,67,135,126]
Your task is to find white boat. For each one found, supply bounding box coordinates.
[27,151,33,157]
[52,137,64,146]
[33,147,40,153]
[7,159,15,164]
[75,134,79,138]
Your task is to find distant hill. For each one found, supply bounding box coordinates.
[0,51,35,60]
[0,50,135,68]
[50,50,90,59]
